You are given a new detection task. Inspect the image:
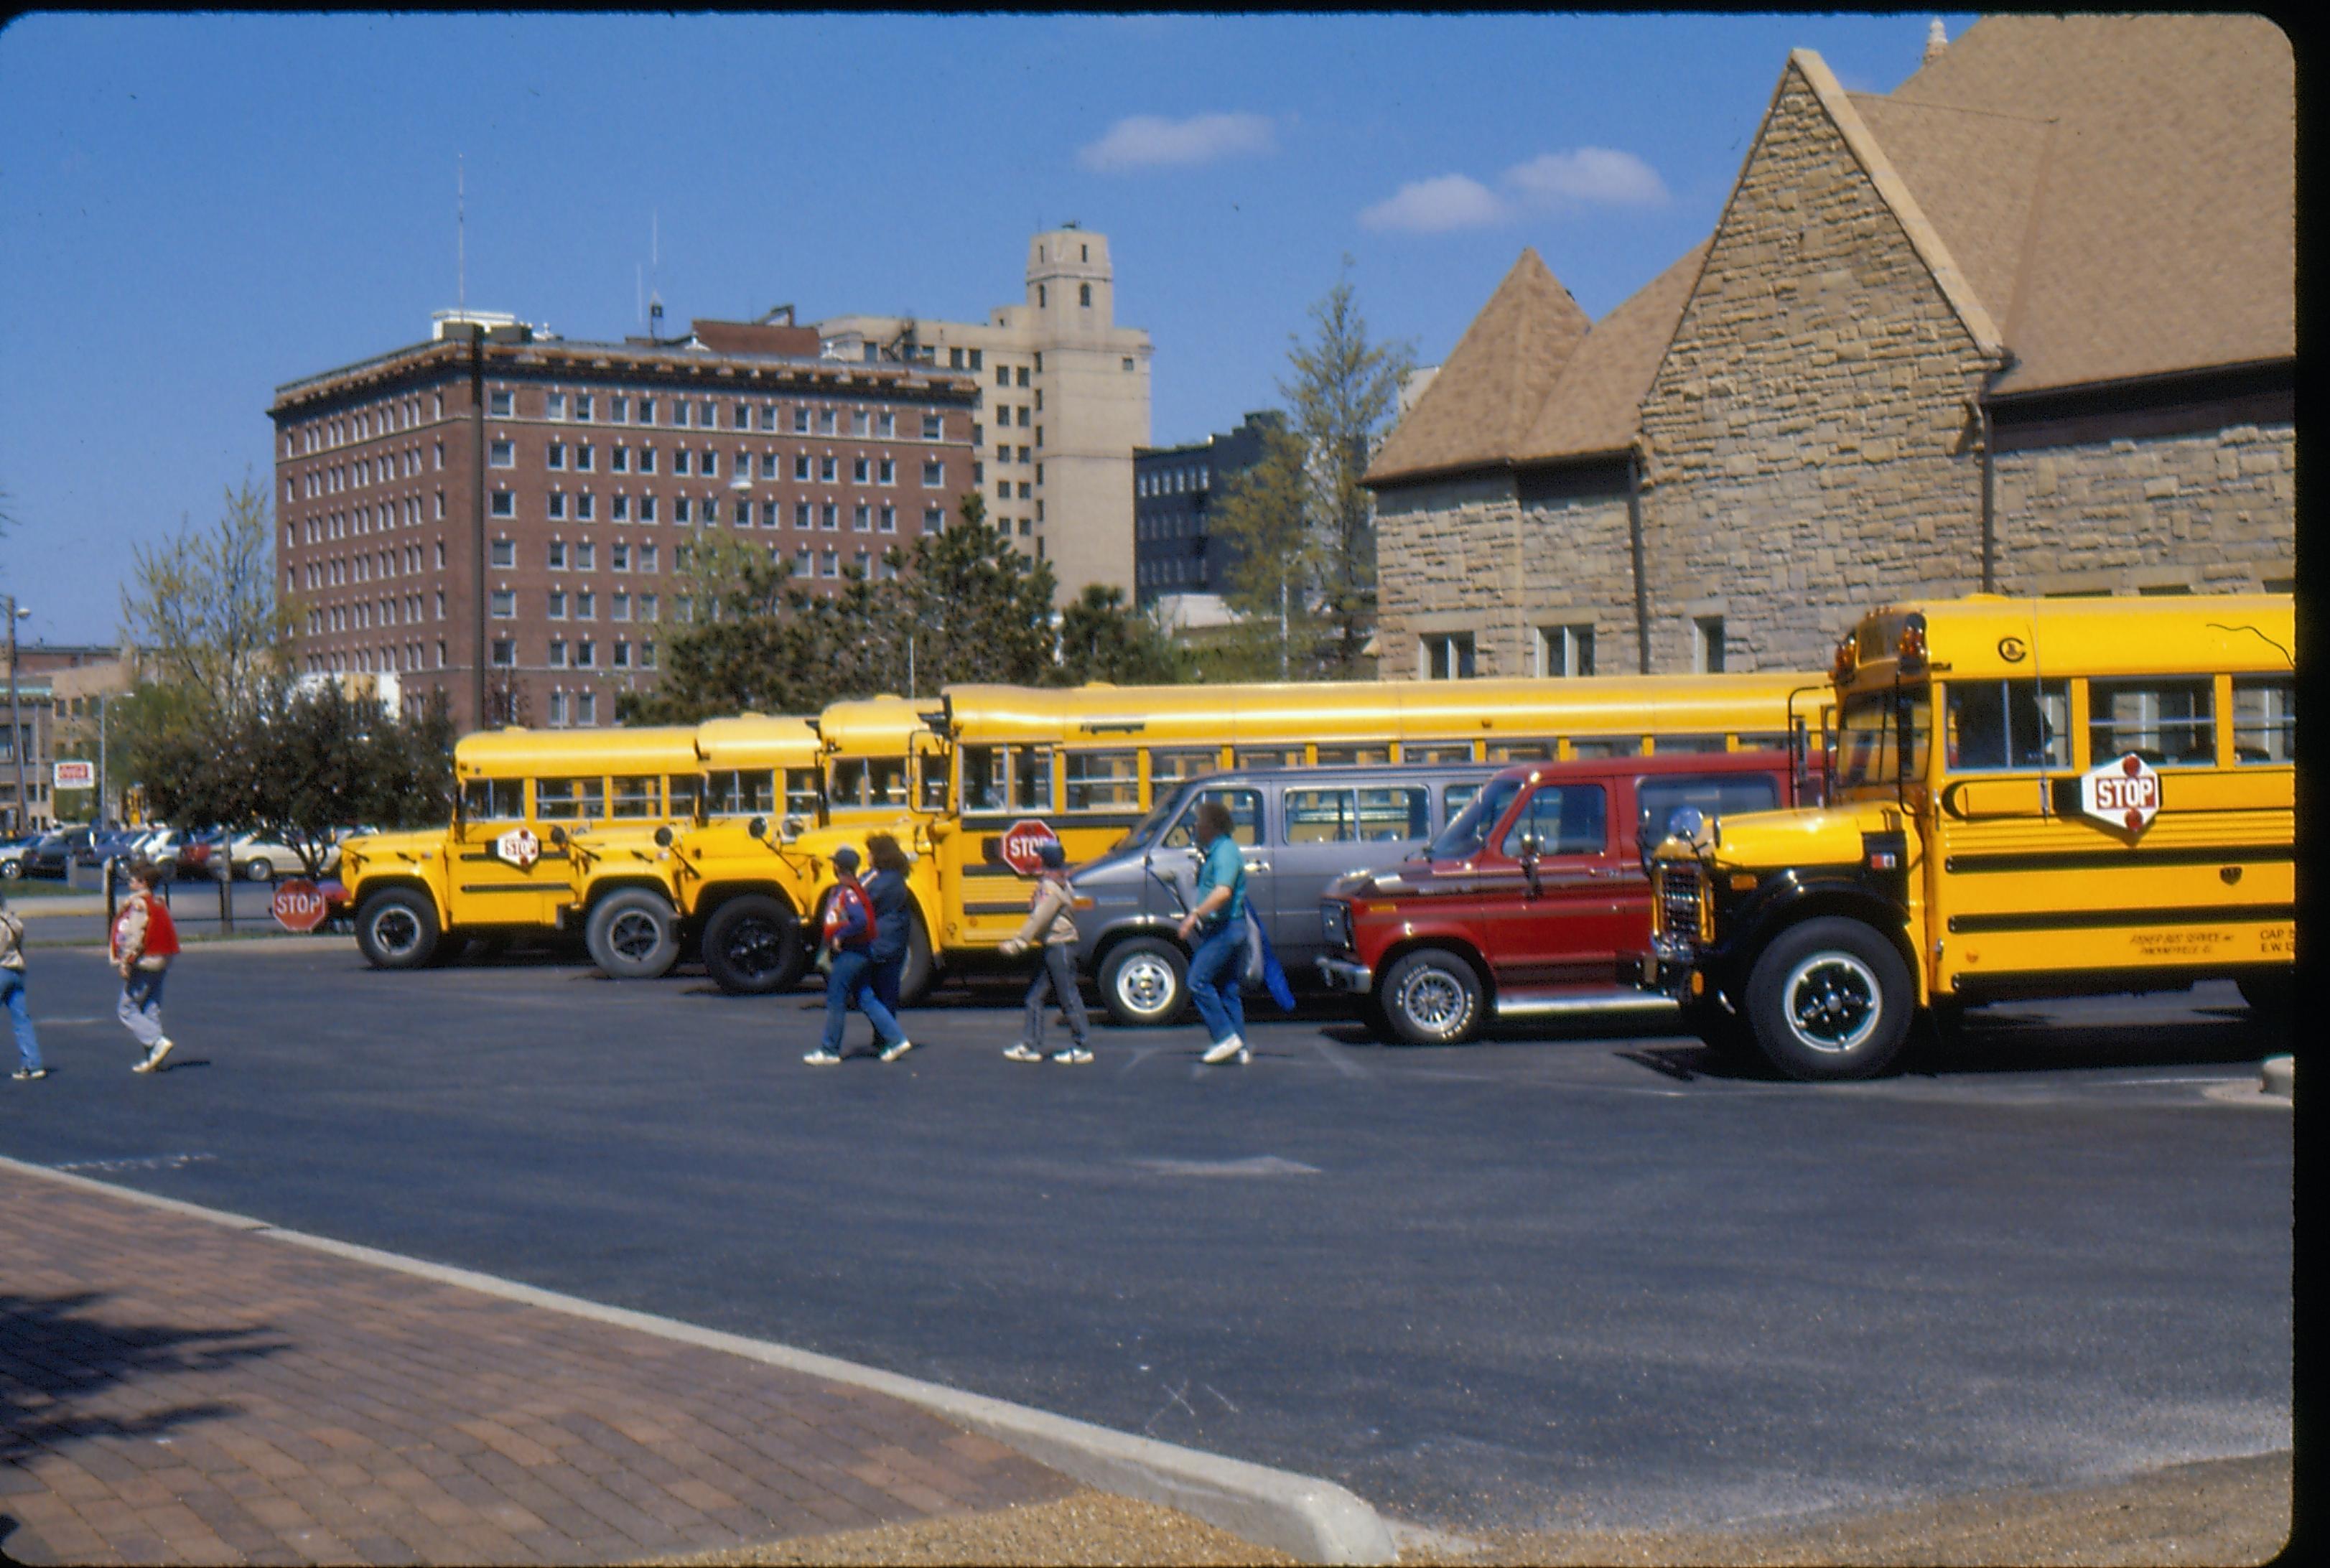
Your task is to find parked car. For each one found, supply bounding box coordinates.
[20,826,90,879]
[134,826,213,880]
[1318,750,1816,1045]
[230,832,341,882]
[78,826,146,867]
[0,832,40,879]
[1068,762,1510,1026]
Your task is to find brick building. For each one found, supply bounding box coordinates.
[271,314,979,731]
[1366,15,2294,680]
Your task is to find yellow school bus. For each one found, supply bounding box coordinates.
[608,696,938,992]
[747,671,1828,1000]
[1631,594,2296,1080]
[338,724,705,969]
[560,714,826,978]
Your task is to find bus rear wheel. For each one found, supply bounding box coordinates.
[1744,917,1912,1081]
[703,896,806,995]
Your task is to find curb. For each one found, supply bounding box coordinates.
[2261,1055,2293,1100]
[0,1154,1398,1565]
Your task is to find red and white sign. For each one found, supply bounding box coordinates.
[271,879,331,933]
[493,826,542,869]
[52,760,95,790]
[999,818,1060,877]
[2080,752,2161,834]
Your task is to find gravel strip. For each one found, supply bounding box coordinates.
[660,1488,1299,1565]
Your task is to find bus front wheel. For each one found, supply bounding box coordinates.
[355,889,441,971]
[702,896,806,995]
[1744,917,1913,1081]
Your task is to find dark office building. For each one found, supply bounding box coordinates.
[1131,410,1285,605]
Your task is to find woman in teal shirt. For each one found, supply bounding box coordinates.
[1174,800,1250,1066]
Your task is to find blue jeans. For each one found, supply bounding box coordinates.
[119,968,168,1050]
[1187,921,1246,1047]
[870,951,904,1018]
[1,967,40,1072]
[821,948,905,1055]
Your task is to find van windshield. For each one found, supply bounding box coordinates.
[1114,791,1188,854]
[1428,776,1524,860]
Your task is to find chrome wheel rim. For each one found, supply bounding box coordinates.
[1115,954,1177,1017]
[608,910,663,961]
[371,907,422,958]
[1782,952,1881,1054]
[1397,966,1469,1037]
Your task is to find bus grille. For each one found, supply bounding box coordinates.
[1657,864,1708,950]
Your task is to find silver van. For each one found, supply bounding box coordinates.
[1068,762,1507,1025]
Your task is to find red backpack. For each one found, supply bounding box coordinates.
[821,877,877,949]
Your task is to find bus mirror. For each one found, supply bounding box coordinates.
[780,815,805,842]
[747,816,768,840]
[653,826,674,848]
[547,825,568,846]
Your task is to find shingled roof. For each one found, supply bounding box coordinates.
[1366,14,2292,490]
[1364,249,1590,485]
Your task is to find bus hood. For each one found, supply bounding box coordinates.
[1688,802,1903,872]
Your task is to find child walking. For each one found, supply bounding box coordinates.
[998,840,1091,1065]
[1,890,46,1081]
[111,859,180,1073]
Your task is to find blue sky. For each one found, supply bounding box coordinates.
[0,11,1975,645]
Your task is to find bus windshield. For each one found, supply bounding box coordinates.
[1837,687,1931,792]
[1429,776,1524,860]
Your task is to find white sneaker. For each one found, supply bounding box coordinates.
[879,1039,914,1063]
[133,1038,176,1074]
[802,1048,844,1065]
[1201,1035,1244,1065]
[1051,1047,1094,1065]
[1002,1043,1045,1063]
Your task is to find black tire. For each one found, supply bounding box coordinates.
[895,906,936,1007]
[586,887,681,980]
[702,895,806,995]
[1683,999,1755,1065]
[2237,974,2293,1019]
[1100,935,1189,1027]
[355,887,441,970]
[1379,948,1486,1045]
[1743,916,1914,1081]
[241,858,274,883]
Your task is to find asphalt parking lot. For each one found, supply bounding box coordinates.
[0,941,2293,1538]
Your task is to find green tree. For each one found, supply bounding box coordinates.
[121,472,294,717]
[1212,265,1415,678]
[892,491,1058,694]
[1055,584,1185,686]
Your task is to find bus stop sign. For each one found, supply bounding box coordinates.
[272,879,332,933]
[999,819,1059,876]
[2080,752,2161,834]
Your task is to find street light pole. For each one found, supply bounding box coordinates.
[5,595,26,834]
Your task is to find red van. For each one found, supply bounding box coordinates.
[1318,751,1809,1044]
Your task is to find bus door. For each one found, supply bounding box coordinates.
[1929,676,2077,989]
[453,775,579,926]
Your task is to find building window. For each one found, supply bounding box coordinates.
[794,546,813,577]
[793,407,811,434]
[675,498,692,524]
[673,401,691,428]
[794,454,811,481]
[576,640,596,668]
[612,591,631,620]
[639,544,658,573]
[610,397,627,425]
[576,493,596,522]
[880,504,896,533]
[853,457,870,483]
[1693,615,1726,674]
[877,457,895,485]
[549,691,567,726]
[491,638,516,666]
[1421,633,1476,681]
[763,500,783,528]
[759,452,778,480]
[548,638,569,668]
[490,539,515,568]
[548,540,567,570]
[640,495,657,523]
[490,490,515,518]
[821,503,838,531]
[490,589,516,620]
[548,493,567,521]
[697,400,714,426]
[877,412,895,437]
[488,440,514,467]
[1538,624,1595,678]
[851,411,870,437]
[613,640,631,668]
[1123,357,1136,372]
[700,450,718,479]
[924,506,945,533]
[548,590,567,620]
[639,592,658,620]
[576,541,595,570]
[820,549,838,578]
[1079,282,1091,307]
[853,504,871,531]
[575,444,595,472]
[635,398,655,425]
[1038,284,1048,307]
[638,447,656,474]
[611,543,630,571]
[733,498,752,526]
[488,390,513,417]
[795,502,812,529]
[612,494,630,522]
[819,455,837,482]
[923,462,946,487]
[610,447,629,472]
[574,394,593,421]
[674,449,691,476]
[547,393,568,421]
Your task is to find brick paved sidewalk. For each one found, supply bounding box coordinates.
[0,1167,1073,1566]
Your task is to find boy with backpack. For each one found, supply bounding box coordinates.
[803,845,913,1065]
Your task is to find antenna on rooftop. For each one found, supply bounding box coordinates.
[457,154,466,317]
[648,209,664,339]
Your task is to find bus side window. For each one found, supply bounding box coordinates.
[867,757,908,807]
[609,775,661,818]
[2090,677,2214,767]
[917,755,949,811]
[1405,742,1476,764]
[1013,746,1055,811]
[2232,677,2295,763]
[536,776,605,821]
[666,775,701,819]
[960,746,1005,813]
[1946,680,2069,770]
[462,778,523,821]
[783,769,820,816]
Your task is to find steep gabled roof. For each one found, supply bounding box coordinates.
[1516,241,1708,465]
[1364,248,1590,485]
[1870,14,2293,393]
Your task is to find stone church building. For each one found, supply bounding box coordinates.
[1365,14,2294,681]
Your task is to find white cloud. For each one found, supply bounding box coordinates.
[1501,147,1669,208]
[1359,174,1510,233]
[1078,112,1278,172]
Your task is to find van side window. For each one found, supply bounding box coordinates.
[2089,677,2215,767]
[1360,787,1431,841]
[1443,783,1481,823]
[1636,775,1779,852]
[1946,679,2069,770]
[1499,785,1607,858]
[1283,788,1356,844]
[1162,788,1262,849]
[2232,677,2295,763]
[462,778,524,821]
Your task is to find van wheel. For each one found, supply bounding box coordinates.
[355,889,440,970]
[1101,937,1188,1027]
[702,896,806,995]
[587,889,681,980]
[1380,948,1484,1045]
[1744,917,1913,1081]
